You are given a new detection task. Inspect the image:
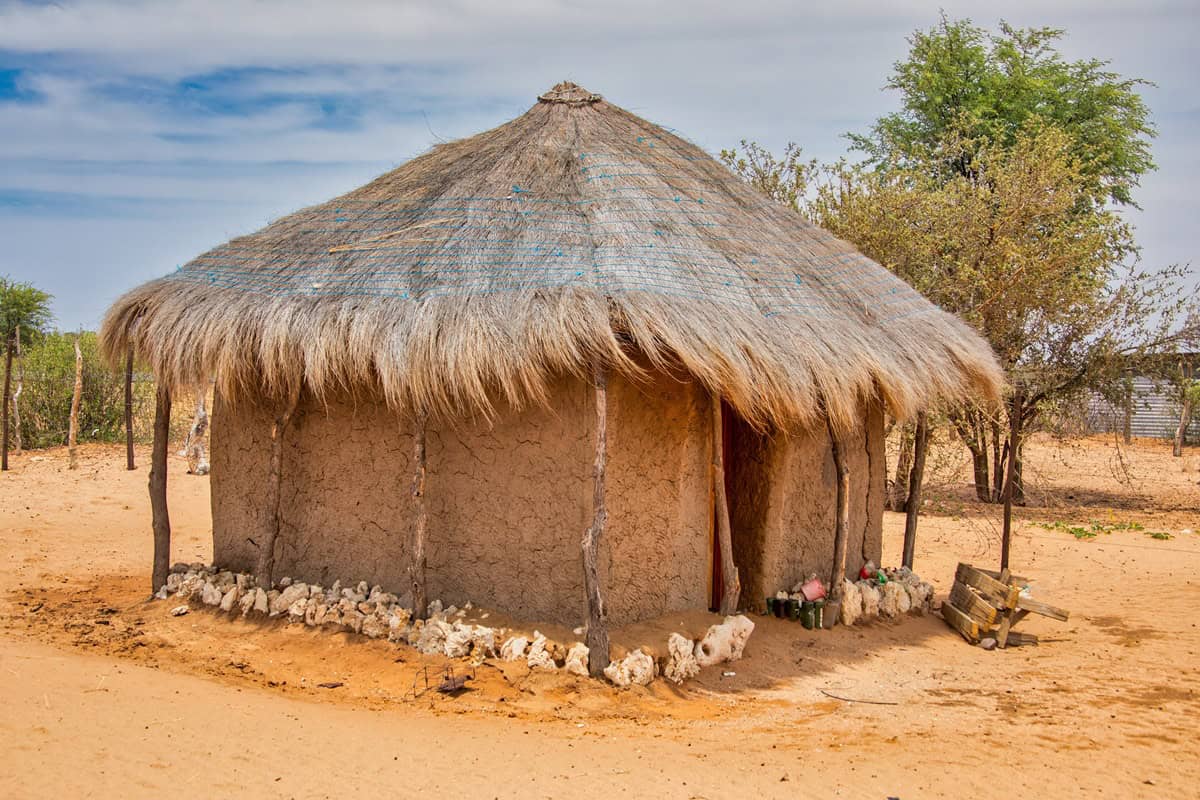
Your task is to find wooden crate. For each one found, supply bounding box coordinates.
[941,563,1069,648]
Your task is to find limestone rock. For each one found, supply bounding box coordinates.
[663,633,699,684]
[154,585,170,600]
[201,582,223,606]
[304,599,321,626]
[427,599,444,616]
[278,577,292,588]
[219,586,240,612]
[239,590,257,616]
[165,573,183,593]
[253,588,270,615]
[235,573,254,591]
[287,598,309,622]
[342,609,365,634]
[694,615,755,667]
[499,636,529,662]
[387,607,412,642]
[840,579,863,626]
[170,605,189,616]
[564,643,590,677]
[880,581,910,618]
[444,624,474,658]
[270,583,309,616]
[857,581,881,618]
[361,610,389,639]
[603,649,655,687]
[526,632,557,671]
[416,618,452,655]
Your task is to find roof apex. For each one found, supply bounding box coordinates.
[537,80,601,105]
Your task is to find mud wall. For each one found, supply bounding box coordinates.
[210,369,713,627]
[728,401,885,605]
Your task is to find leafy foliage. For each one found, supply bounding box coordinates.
[848,16,1156,207]
[15,331,147,449]
[0,276,53,347]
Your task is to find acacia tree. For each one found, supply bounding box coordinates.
[1,276,53,470]
[722,16,1195,505]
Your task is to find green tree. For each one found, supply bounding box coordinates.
[849,15,1156,207]
[1,276,53,469]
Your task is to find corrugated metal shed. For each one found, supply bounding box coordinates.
[1088,375,1198,441]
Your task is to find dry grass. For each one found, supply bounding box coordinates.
[101,81,1002,433]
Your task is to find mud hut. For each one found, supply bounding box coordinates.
[102,82,1001,669]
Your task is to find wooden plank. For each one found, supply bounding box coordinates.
[994,583,1022,649]
[1005,631,1039,647]
[949,581,999,626]
[1016,595,1070,621]
[582,362,611,678]
[956,563,1016,608]
[941,601,980,644]
[978,567,1029,585]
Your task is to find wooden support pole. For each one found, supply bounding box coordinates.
[1122,372,1132,445]
[12,324,22,455]
[67,336,83,470]
[150,384,172,593]
[410,411,429,621]
[125,344,136,470]
[582,362,611,677]
[1,331,13,471]
[1000,386,1024,573]
[825,415,850,627]
[255,385,300,587]
[711,394,741,615]
[901,411,928,570]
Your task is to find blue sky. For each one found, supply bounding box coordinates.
[0,0,1196,329]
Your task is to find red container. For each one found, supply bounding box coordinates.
[798,577,827,602]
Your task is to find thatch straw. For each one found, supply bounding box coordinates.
[100,81,1002,433]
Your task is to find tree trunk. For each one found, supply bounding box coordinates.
[124,344,135,470]
[901,411,928,570]
[1174,395,1193,457]
[888,422,914,511]
[582,363,611,677]
[1,332,12,471]
[711,394,740,615]
[825,416,850,627]
[184,386,210,475]
[409,411,429,621]
[12,325,22,454]
[150,385,172,593]
[254,385,300,587]
[951,408,991,502]
[67,337,83,470]
[1001,387,1024,573]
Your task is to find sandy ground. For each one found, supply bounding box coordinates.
[1,435,1198,798]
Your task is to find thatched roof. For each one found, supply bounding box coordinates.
[101,81,1002,432]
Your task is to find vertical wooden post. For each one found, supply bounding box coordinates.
[150,384,172,593]
[255,384,300,587]
[1000,386,1025,573]
[68,336,83,470]
[1122,371,1133,444]
[711,394,741,615]
[901,411,928,570]
[825,415,850,627]
[125,344,136,470]
[410,411,429,621]
[582,362,611,677]
[1,331,13,471]
[11,324,22,455]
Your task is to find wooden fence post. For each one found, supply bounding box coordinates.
[901,411,928,569]
[125,344,136,470]
[255,385,300,587]
[582,362,611,677]
[825,416,850,626]
[1001,387,1025,572]
[67,336,83,470]
[150,384,172,592]
[410,411,429,621]
[711,394,741,615]
[1,331,13,471]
